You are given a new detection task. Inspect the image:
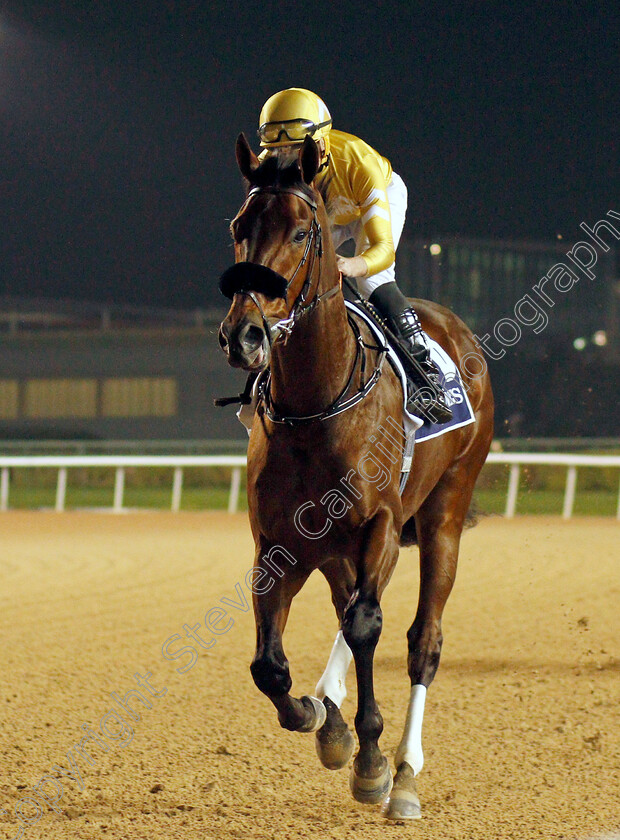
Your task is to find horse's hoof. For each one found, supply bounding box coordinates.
[384,789,421,820]
[315,697,355,769]
[349,756,393,805]
[383,761,422,820]
[297,695,327,733]
[315,725,355,769]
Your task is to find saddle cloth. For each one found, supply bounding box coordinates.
[344,300,475,491]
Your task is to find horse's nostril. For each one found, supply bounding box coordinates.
[241,324,265,352]
[218,328,229,350]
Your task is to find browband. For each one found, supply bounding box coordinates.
[219,261,288,300]
[248,185,318,210]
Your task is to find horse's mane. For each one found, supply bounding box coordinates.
[247,155,330,207]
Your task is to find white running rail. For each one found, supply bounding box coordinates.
[0,456,247,515]
[0,453,618,519]
[485,453,620,519]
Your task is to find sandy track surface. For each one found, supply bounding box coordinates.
[0,512,618,840]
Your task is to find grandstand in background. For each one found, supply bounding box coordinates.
[0,236,617,442]
[397,235,618,346]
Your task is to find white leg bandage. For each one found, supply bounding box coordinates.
[394,684,427,775]
[314,630,353,708]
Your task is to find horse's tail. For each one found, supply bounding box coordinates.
[399,500,481,547]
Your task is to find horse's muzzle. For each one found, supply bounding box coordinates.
[219,318,269,371]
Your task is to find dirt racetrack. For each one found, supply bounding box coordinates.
[0,512,618,840]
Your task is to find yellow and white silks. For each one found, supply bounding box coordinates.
[314,129,408,296]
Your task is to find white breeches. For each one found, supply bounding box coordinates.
[331,171,408,297]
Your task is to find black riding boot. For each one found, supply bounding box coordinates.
[369,282,453,424]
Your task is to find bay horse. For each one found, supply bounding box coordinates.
[218,134,494,820]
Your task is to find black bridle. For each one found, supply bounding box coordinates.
[218,184,387,424]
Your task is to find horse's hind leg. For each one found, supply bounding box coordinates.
[250,549,326,733]
[385,479,469,821]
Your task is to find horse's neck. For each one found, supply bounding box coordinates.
[269,281,355,419]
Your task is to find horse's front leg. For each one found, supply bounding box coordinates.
[342,509,399,804]
[250,547,326,733]
[314,561,357,770]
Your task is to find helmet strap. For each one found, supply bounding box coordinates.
[317,153,331,174]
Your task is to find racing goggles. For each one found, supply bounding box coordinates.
[258,118,331,145]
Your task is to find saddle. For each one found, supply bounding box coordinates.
[341,283,439,417]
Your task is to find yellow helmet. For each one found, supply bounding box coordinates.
[258,88,332,152]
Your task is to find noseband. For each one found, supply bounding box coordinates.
[219,185,340,345]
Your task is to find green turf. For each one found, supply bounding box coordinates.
[3,482,615,516]
[5,485,249,512]
[474,489,617,517]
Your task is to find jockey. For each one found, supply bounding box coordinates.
[257,87,453,424]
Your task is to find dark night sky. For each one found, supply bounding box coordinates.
[0,1,617,308]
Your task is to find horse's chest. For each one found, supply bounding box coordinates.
[254,453,341,508]
[250,450,361,543]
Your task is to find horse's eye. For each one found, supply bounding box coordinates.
[293,230,307,243]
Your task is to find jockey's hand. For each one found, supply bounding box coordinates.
[337,255,369,279]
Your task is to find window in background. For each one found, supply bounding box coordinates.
[24,379,97,418]
[101,378,178,417]
[0,380,19,419]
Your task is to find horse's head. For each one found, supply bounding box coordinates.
[218,133,325,371]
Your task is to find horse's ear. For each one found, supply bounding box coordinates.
[298,136,320,184]
[236,133,259,181]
